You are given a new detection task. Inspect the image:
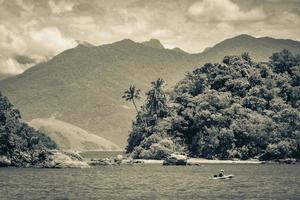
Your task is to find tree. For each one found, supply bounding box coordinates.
[145,78,168,118]
[269,49,296,73]
[241,52,252,63]
[126,52,300,161]
[0,92,57,167]
[122,85,141,114]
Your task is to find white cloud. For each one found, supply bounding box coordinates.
[150,29,174,38]
[188,0,266,21]
[0,25,27,57]
[29,27,77,56]
[0,0,299,75]
[0,25,77,75]
[0,58,31,74]
[49,0,74,14]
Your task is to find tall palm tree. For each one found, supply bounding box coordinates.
[145,78,168,117]
[122,85,141,114]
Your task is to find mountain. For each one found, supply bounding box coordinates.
[0,35,300,147]
[29,118,120,151]
[0,74,13,81]
[172,47,188,54]
[142,39,165,49]
[0,39,197,147]
[196,34,300,62]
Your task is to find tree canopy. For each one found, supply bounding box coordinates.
[0,92,57,167]
[126,50,300,160]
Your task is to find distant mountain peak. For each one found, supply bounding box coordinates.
[76,41,95,48]
[172,47,187,54]
[142,39,165,49]
[234,34,256,40]
[112,38,137,47]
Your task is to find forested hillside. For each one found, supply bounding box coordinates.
[0,93,57,167]
[126,50,300,160]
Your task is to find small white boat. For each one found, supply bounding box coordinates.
[212,174,234,180]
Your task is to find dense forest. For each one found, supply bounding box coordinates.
[125,50,300,160]
[0,93,57,167]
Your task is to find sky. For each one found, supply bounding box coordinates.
[0,0,300,75]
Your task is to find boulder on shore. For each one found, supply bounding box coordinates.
[278,158,297,164]
[0,156,11,167]
[88,155,134,166]
[0,150,90,168]
[48,151,89,168]
[163,154,187,165]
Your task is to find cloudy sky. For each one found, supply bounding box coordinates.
[0,0,300,75]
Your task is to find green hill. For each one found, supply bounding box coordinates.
[126,50,300,160]
[29,118,120,151]
[0,93,57,167]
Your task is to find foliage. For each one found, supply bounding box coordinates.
[126,50,300,160]
[122,85,141,114]
[0,92,57,167]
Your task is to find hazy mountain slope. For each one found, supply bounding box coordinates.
[196,34,300,62]
[0,39,198,147]
[0,35,300,147]
[0,74,13,81]
[29,118,120,151]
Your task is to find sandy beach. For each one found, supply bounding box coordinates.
[134,158,263,165]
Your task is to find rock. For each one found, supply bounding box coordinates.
[61,150,83,161]
[88,156,133,166]
[89,158,112,166]
[121,159,133,165]
[133,160,144,164]
[163,154,187,166]
[47,151,90,168]
[0,156,11,167]
[116,154,123,161]
[278,158,297,164]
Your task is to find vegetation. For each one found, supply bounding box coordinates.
[122,85,142,114]
[126,49,300,161]
[0,92,57,167]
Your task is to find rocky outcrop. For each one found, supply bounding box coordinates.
[0,156,11,167]
[46,151,90,168]
[278,158,297,164]
[89,154,134,166]
[163,154,187,165]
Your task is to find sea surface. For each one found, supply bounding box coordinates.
[0,153,300,200]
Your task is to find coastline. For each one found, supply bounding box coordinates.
[134,158,263,165]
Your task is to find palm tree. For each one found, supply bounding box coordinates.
[145,78,168,117]
[122,85,141,114]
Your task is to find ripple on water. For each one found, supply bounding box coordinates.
[0,164,300,200]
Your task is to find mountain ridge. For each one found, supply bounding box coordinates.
[1,34,300,147]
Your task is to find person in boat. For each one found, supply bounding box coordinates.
[218,169,225,177]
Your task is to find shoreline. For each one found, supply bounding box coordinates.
[134,158,264,165]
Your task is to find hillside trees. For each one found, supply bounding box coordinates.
[0,92,57,167]
[126,50,300,160]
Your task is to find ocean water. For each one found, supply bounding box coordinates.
[0,164,300,200]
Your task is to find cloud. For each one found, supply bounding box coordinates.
[0,25,27,57]
[0,25,76,75]
[0,0,300,75]
[48,0,74,14]
[14,55,37,64]
[188,0,266,21]
[29,27,77,57]
[0,58,32,74]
